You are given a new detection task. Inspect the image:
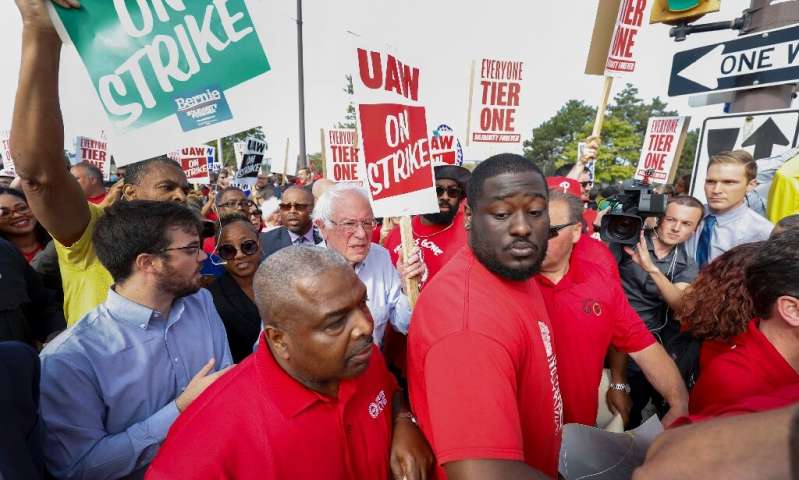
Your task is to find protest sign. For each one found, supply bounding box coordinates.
[0,130,14,176]
[603,0,649,76]
[353,46,438,219]
[47,1,272,166]
[324,128,362,183]
[74,135,111,180]
[466,58,526,151]
[634,116,690,184]
[178,145,214,185]
[430,124,463,167]
[233,137,266,186]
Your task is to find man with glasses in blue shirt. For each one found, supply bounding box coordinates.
[39,201,233,480]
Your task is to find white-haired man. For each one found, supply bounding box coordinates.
[313,183,424,346]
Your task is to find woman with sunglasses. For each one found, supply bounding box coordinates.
[207,213,264,362]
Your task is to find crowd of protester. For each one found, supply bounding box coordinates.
[2,1,799,479]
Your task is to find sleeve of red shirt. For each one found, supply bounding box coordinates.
[609,283,656,353]
[688,354,754,415]
[423,332,525,465]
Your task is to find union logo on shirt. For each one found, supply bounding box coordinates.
[368,390,388,419]
[582,299,603,317]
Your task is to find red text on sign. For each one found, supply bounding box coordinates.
[357,49,420,101]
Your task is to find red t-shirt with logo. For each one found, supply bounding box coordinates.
[408,247,563,479]
[689,319,799,415]
[147,339,398,480]
[383,209,467,287]
[535,245,655,426]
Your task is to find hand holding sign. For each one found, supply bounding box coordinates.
[14,0,72,33]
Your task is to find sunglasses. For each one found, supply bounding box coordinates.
[279,202,311,212]
[579,181,593,188]
[436,186,463,198]
[217,239,259,260]
[219,199,254,210]
[548,222,577,239]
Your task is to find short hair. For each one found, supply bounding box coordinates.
[312,182,371,227]
[216,212,256,241]
[216,186,245,206]
[666,195,705,223]
[548,189,583,224]
[124,156,182,186]
[253,246,350,328]
[773,214,799,236]
[746,229,799,318]
[553,163,574,177]
[467,154,546,209]
[93,200,201,283]
[282,186,314,204]
[72,161,103,183]
[708,150,757,182]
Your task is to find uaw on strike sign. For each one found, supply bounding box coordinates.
[48,1,272,166]
[178,145,214,185]
[353,47,438,218]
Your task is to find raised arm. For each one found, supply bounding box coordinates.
[10,0,91,246]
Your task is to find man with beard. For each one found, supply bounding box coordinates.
[383,165,470,284]
[9,0,192,325]
[408,154,563,479]
[260,187,322,259]
[39,201,233,480]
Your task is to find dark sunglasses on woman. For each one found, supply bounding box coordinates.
[217,239,259,260]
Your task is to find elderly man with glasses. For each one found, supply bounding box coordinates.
[313,183,424,346]
[260,186,323,259]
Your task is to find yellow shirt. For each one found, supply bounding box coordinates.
[54,203,114,325]
[767,154,799,224]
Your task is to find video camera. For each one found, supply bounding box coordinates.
[599,172,668,245]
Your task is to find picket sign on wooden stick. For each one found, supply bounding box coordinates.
[282,137,290,186]
[399,216,420,307]
[592,76,614,137]
[320,128,327,178]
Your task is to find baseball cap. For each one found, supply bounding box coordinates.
[546,176,581,197]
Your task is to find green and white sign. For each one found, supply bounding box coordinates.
[48,0,271,166]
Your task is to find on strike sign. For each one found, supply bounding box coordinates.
[634,116,690,183]
[605,0,648,75]
[178,145,213,185]
[354,47,438,218]
[74,136,110,179]
[469,58,525,145]
[325,129,361,182]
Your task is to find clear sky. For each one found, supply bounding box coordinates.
[0,0,781,163]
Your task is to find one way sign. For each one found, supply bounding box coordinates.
[669,24,799,97]
[690,110,799,202]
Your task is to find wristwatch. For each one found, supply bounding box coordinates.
[609,383,631,394]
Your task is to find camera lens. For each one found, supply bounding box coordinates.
[601,214,643,245]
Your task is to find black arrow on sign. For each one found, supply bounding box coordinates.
[741,118,790,159]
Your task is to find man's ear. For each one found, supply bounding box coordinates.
[134,252,159,276]
[464,204,472,231]
[746,178,758,193]
[776,296,799,328]
[264,324,290,360]
[122,183,137,201]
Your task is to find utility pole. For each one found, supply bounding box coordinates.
[730,0,799,113]
[296,0,308,169]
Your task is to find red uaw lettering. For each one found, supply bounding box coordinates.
[356,49,420,101]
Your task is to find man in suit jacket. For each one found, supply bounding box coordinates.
[261,187,322,259]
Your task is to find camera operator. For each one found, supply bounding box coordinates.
[608,195,705,427]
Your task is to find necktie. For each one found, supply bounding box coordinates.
[696,215,716,266]
[294,236,306,245]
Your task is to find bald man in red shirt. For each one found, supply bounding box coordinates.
[147,247,433,479]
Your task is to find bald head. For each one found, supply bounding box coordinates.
[312,178,335,201]
[254,246,350,328]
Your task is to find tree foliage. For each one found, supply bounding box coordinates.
[337,75,357,129]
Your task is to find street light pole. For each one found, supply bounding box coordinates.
[296,0,308,169]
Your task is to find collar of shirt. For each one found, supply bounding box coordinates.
[287,227,315,244]
[460,247,535,295]
[254,333,359,418]
[105,287,185,330]
[535,251,589,290]
[707,201,749,227]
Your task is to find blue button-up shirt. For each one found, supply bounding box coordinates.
[685,202,773,264]
[39,288,232,480]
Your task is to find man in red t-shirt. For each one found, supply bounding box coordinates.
[535,189,688,428]
[384,165,470,285]
[408,154,562,479]
[147,247,433,480]
[70,162,107,205]
[689,229,799,415]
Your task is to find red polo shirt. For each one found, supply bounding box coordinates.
[535,245,655,426]
[383,208,467,287]
[689,319,799,415]
[572,234,619,279]
[147,338,398,480]
[408,247,563,479]
[673,382,799,427]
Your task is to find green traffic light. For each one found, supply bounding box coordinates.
[668,0,701,11]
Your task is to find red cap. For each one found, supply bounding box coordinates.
[546,176,581,197]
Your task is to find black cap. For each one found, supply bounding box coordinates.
[434,165,471,189]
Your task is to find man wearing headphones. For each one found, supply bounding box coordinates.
[608,195,705,427]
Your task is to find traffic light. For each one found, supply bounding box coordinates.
[650,0,721,24]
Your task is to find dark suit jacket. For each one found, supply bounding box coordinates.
[259,226,323,260]
[207,273,262,363]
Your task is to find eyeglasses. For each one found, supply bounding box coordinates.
[160,243,203,257]
[548,222,577,239]
[436,186,463,198]
[0,204,31,219]
[329,218,376,234]
[219,200,254,210]
[279,202,311,212]
[217,239,259,260]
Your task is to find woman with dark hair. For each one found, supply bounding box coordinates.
[207,213,263,362]
[0,187,51,263]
